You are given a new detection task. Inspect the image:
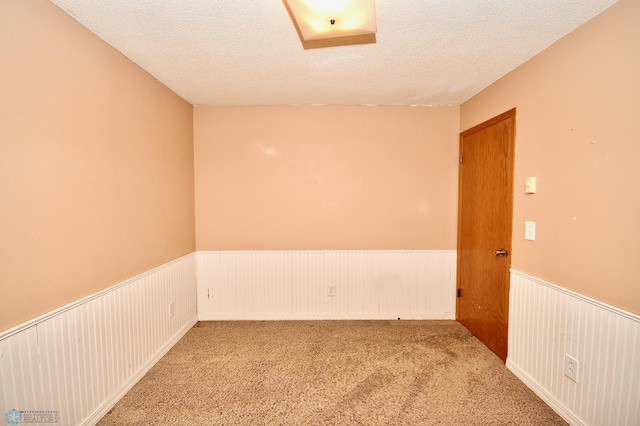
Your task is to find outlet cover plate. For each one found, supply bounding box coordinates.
[564,354,578,382]
[525,221,536,241]
[327,284,336,297]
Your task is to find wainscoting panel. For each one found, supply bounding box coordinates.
[507,270,640,426]
[197,251,456,320]
[0,327,44,416]
[0,254,197,426]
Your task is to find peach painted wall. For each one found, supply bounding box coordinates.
[0,0,195,331]
[194,106,459,250]
[460,0,640,314]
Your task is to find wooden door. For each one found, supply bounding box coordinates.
[456,109,515,362]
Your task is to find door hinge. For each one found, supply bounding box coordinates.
[207,288,210,299]
[457,288,461,298]
[459,153,464,163]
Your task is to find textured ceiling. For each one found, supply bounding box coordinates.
[49,0,618,106]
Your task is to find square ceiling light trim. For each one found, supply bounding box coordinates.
[285,0,377,41]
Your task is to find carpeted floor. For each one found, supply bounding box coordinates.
[98,320,566,425]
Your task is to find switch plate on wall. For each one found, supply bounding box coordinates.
[525,221,536,241]
[525,176,537,194]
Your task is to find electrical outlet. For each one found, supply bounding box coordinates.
[169,301,176,318]
[327,283,336,297]
[564,354,578,382]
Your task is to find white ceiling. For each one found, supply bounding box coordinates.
[49,0,618,106]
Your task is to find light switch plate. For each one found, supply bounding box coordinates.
[525,177,537,194]
[525,221,536,241]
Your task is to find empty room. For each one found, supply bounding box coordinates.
[1,0,638,425]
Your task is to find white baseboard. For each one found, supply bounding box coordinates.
[506,359,584,426]
[198,313,455,321]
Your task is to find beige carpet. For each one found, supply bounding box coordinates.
[98,321,566,425]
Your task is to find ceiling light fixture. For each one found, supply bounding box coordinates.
[284,0,377,42]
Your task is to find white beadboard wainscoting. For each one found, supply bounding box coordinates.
[196,250,457,320]
[507,270,640,426]
[0,254,197,426]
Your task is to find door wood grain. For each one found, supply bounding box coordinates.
[456,109,515,362]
